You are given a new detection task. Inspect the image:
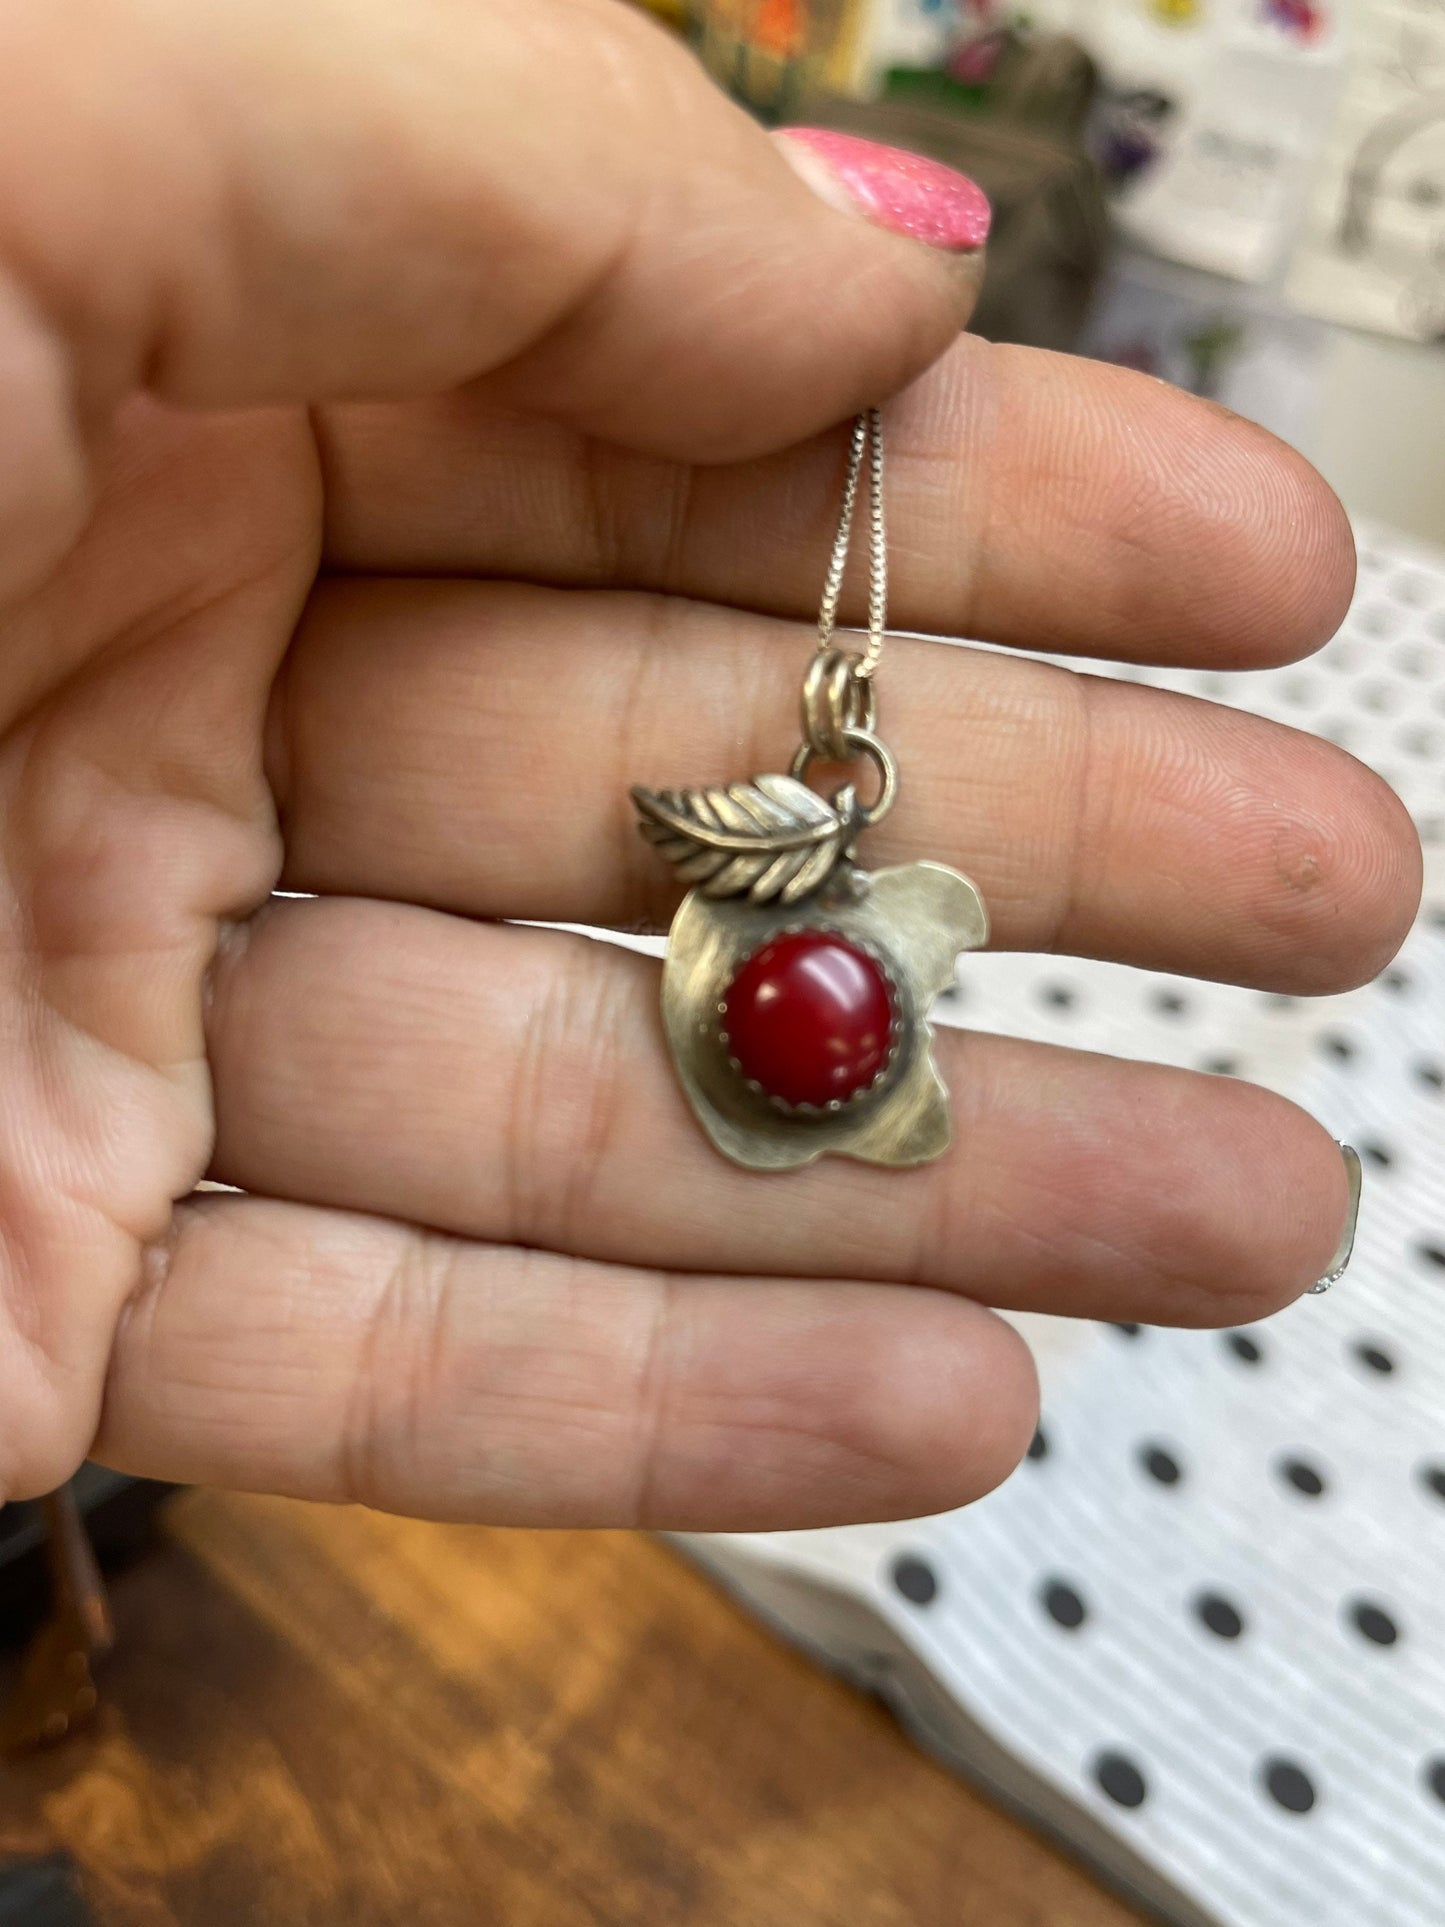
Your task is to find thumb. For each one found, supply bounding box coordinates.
[0,0,986,579]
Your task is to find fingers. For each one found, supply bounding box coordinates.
[319,338,1357,668]
[96,1194,1037,1528]
[269,578,1420,994]
[206,898,1353,1328]
[1,0,981,471]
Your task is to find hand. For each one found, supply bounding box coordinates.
[0,0,1419,1530]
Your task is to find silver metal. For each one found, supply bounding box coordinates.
[631,772,863,906]
[788,727,898,833]
[817,407,887,676]
[658,862,988,1170]
[1308,1143,1362,1292]
[801,647,876,760]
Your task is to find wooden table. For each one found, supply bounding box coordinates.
[0,1490,1140,1925]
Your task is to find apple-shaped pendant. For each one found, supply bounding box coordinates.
[631,758,988,1171]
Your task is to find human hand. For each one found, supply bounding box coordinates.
[0,0,1419,1529]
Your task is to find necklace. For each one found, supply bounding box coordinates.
[631,407,988,1171]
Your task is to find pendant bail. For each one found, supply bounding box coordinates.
[801,647,877,761]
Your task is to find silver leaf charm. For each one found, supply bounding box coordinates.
[630,774,861,906]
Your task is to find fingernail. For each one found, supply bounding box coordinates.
[1309,1143,1362,1294]
[777,128,991,252]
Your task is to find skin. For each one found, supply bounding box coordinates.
[0,0,1422,1530]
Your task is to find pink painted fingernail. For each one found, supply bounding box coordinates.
[777,128,991,252]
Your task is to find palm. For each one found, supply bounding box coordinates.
[0,401,316,1490]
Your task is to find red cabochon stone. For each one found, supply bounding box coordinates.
[721,930,895,1109]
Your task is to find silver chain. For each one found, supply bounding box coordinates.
[816,407,887,677]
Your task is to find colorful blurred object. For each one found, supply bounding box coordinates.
[1093,87,1175,187]
[1263,0,1325,40]
[688,0,873,121]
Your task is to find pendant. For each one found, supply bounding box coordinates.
[631,655,987,1172]
[632,410,985,1171]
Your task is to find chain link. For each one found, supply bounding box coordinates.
[816,407,887,678]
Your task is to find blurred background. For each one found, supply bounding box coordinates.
[642,0,1445,542]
